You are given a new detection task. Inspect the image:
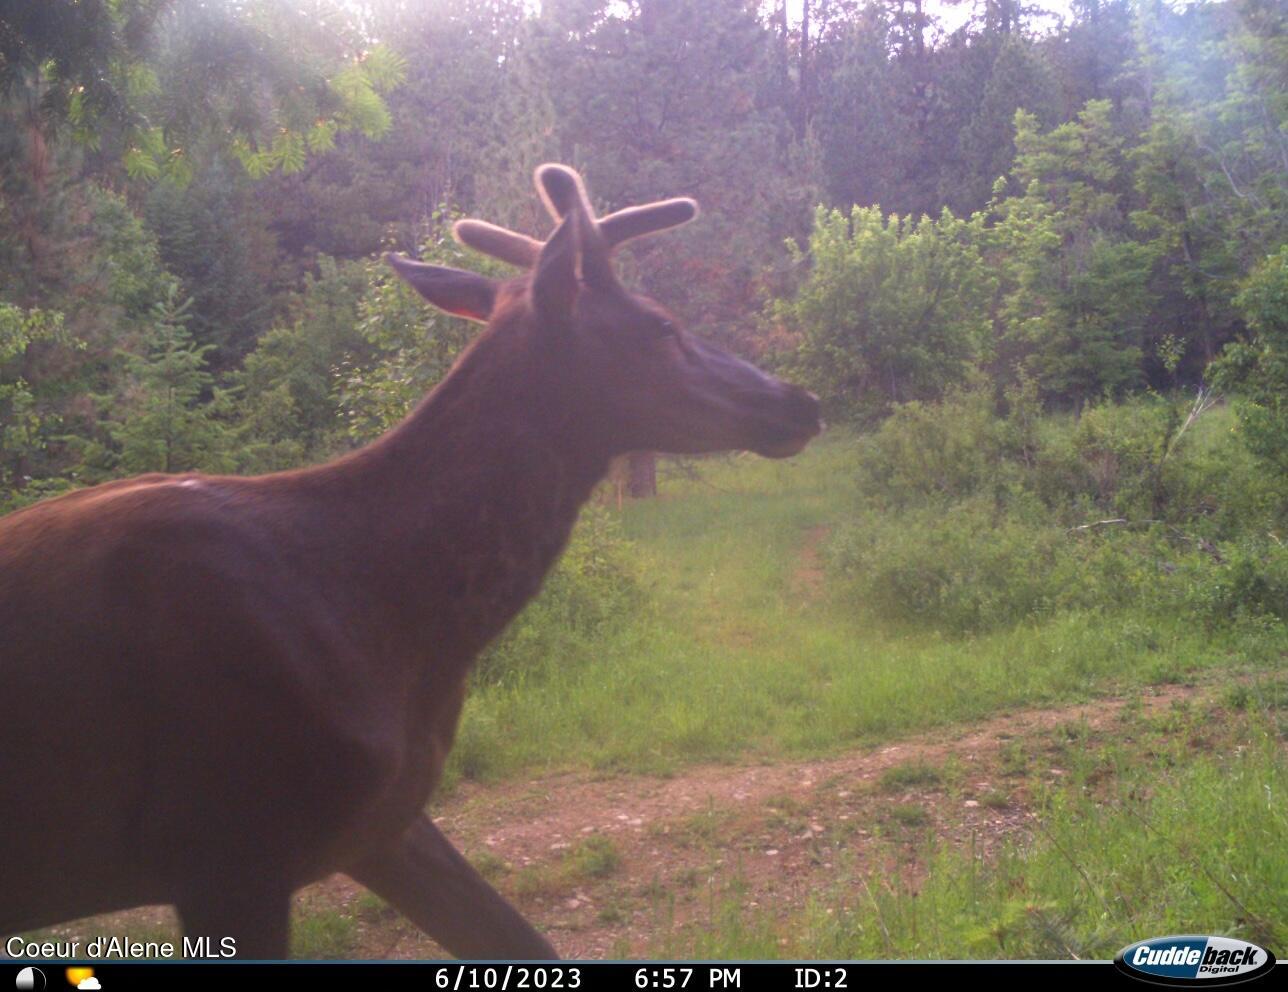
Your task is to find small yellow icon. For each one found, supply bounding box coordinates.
[62,970,92,989]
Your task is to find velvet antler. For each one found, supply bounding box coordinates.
[451,164,698,268]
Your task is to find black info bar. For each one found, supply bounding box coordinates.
[17,960,1281,992]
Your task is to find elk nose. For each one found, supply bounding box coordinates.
[782,385,823,434]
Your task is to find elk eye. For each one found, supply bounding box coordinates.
[652,320,678,340]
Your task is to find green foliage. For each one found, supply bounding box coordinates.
[532,0,806,346]
[829,499,1064,634]
[4,0,1285,507]
[91,286,231,476]
[813,13,907,214]
[1212,246,1288,477]
[994,102,1155,403]
[777,206,994,420]
[1,184,181,503]
[143,4,407,183]
[829,390,1288,634]
[328,46,407,142]
[339,224,506,443]
[565,835,622,879]
[0,0,164,138]
[229,256,369,472]
[0,303,72,510]
[845,386,1010,507]
[82,185,179,325]
[954,37,1061,212]
[0,0,406,186]
[143,161,275,363]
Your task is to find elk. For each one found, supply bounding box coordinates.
[0,165,821,959]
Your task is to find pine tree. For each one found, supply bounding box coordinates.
[110,286,229,474]
[1212,246,1288,478]
[995,102,1156,404]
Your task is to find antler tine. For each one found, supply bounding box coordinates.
[452,219,542,269]
[450,165,697,270]
[534,163,614,286]
[535,163,595,224]
[599,198,699,247]
[450,164,591,269]
[536,164,698,249]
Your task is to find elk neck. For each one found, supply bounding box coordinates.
[299,317,614,674]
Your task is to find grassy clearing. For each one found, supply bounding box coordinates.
[447,429,1286,786]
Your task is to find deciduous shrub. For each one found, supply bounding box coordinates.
[829,389,1288,633]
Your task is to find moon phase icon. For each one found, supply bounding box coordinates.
[16,968,46,991]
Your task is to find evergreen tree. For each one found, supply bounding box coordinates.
[995,102,1155,404]
[230,255,370,472]
[530,0,804,347]
[952,36,1059,213]
[145,158,276,367]
[0,303,69,508]
[107,286,230,474]
[814,9,907,212]
[1212,246,1288,478]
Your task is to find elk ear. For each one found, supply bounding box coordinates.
[532,211,578,323]
[385,254,498,323]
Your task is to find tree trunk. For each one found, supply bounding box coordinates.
[777,0,790,88]
[626,451,657,498]
[797,0,811,141]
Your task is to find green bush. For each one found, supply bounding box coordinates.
[774,206,995,422]
[1212,246,1288,478]
[852,387,1010,508]
[831,389,1288,633]
[828,500,1065,633]
[1183,538,1288,624]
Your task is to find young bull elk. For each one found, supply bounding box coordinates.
[0,165,821,959]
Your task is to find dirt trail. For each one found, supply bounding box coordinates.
[30,671,1211,960]
[789,524,830,601]
[312,681,1205,959]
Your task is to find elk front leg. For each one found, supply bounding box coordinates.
[348,814,558,960]
[177,880,291,960]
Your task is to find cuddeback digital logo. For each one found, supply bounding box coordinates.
[1114,935,1277,986]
